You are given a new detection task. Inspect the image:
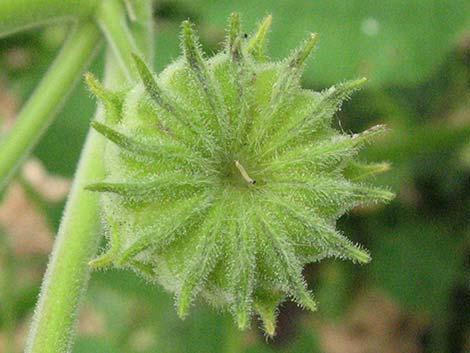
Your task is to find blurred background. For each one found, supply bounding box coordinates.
[0,1,469,352]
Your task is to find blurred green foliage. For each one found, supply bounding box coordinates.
[177,0,470,86]
[0,1,469,352]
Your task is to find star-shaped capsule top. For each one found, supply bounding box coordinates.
[85,13,393,335]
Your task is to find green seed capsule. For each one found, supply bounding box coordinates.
[86,13,393,335]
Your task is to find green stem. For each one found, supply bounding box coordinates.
[96,0,142,82]
[24,52,125,353]
[128,0,154,62]
[0,0,99,38]
[0,21,101,192]
[0,231,16,353]
[24,2,154,352]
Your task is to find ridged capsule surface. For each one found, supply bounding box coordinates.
[86,14,393,335]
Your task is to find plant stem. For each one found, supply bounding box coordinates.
[0,0,98,38]
[24,2,154,352]
[0,21,101,192]
[96,0,142,82]
[24,52,125,353]
[0,231,16,353]
[128,0,154,62]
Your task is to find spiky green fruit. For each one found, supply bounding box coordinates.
[86,14,393,334]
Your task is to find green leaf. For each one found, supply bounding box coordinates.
[179,0,470,85]
[370,222,461,315]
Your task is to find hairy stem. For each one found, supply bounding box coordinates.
[128,0,154,62]
[24,2,154,352]
[0,21,101,192]
[24,52,124,353]
[0,0,99,38]
[96,0,142,82]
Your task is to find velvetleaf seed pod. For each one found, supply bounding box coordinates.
[85,13,394,335]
